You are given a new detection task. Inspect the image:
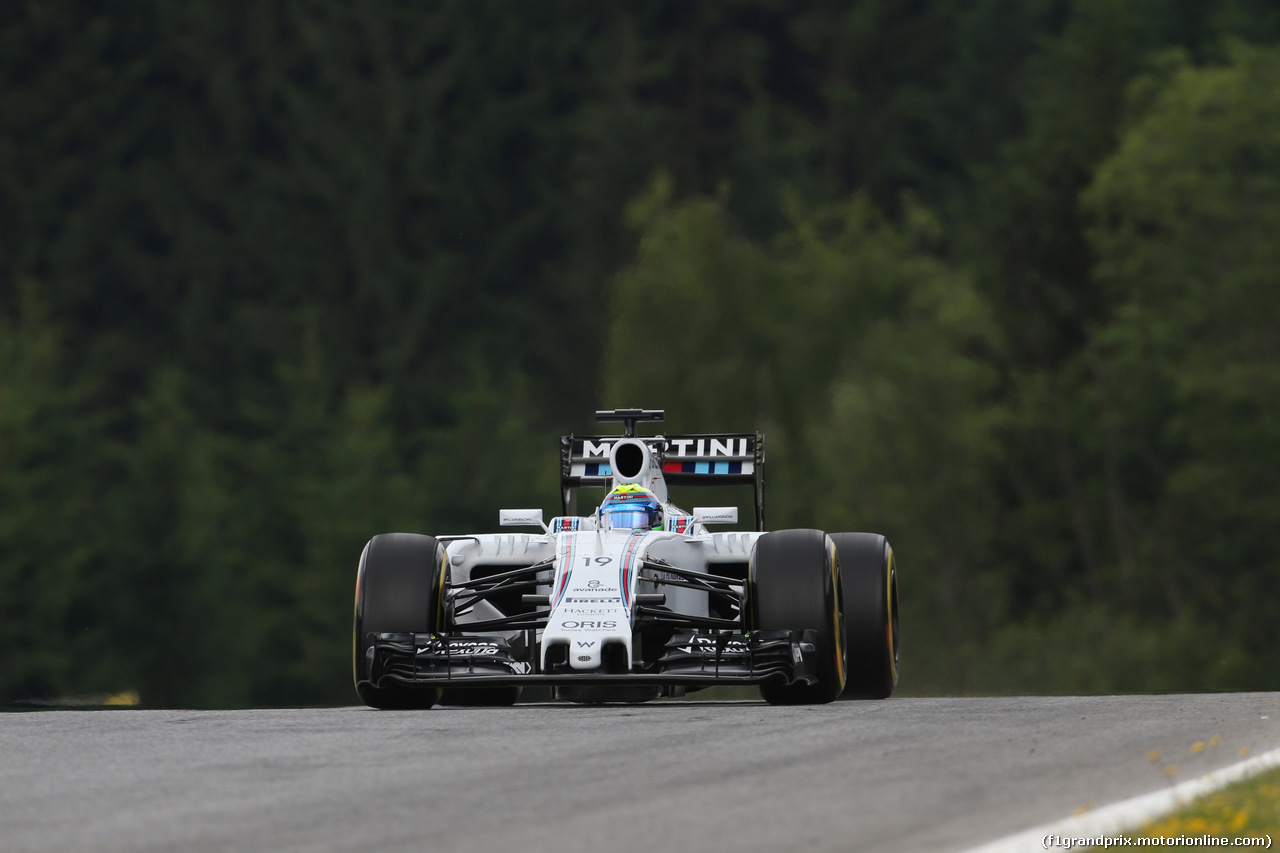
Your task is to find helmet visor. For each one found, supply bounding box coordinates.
[603,506,657,529]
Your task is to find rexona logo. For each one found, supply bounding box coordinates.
[418,640,500,655]
[691,636,749,650]
[676,635,750,655]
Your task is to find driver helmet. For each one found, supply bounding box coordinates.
[599,484,664,530]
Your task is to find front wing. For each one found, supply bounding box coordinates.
[359,630,820,691]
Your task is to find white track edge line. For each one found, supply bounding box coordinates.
[964,746,1280,852]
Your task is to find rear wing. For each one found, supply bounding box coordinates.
[560,431,766,530]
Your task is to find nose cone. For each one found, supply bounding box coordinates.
[570,635,603,670]
[542,613,630,671]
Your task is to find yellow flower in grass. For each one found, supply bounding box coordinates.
[1129,766,1280,845]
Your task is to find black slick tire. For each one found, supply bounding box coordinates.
[830,532,898,699]
[353,533,445,710]
[749,529,847,705]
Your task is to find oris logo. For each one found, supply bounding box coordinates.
[560,620,618,630]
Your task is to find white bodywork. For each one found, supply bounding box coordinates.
[443,522,762,673]
[540,529,649,671]
[440,429,762,675]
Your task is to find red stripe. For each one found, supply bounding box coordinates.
[552,538,574,607]
[620,531,646,610]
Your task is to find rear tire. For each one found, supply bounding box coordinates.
[749,529,846,705]
[831,533,898,699]
[353,533,445,710]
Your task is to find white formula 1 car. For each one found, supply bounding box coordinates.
[354,409,898,707]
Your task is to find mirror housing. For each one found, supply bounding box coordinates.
[499,509,546,531]
[692,507,738,526]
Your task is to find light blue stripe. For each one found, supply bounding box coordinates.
[714,461,729,474]
[695,462,709,474]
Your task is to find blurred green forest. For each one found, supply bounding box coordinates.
[3,0,1280,707]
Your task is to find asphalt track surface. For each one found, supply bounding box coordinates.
[4,693,1278,853]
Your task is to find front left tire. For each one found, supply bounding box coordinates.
[831,532,898,699]
[749,529,847,705]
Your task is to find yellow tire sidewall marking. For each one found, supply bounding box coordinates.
[829,537,847,691]
[885,544,898,686]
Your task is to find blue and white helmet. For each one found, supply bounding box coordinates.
[599,484,664,530]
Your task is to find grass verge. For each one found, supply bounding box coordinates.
[1122,766,1280,844]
